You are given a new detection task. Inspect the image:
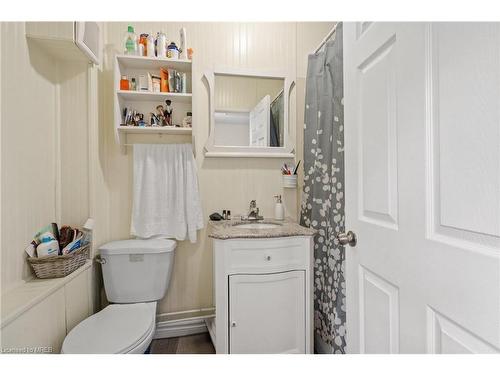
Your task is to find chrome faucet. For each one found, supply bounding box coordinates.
[244,200,263,221]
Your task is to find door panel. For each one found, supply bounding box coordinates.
[229,271,305,354]
[359,267,399,353]
[358,33,399,229]
[344,22,500,354]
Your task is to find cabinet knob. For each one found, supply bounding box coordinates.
[266,255,271,261]
[231,321,237,327]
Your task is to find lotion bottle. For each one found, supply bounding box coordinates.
[274,195,284,221]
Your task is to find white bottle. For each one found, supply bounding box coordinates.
[274,195,284,221]
[179,27,187,59]
[146,33,155,57]
[157,31,167,58]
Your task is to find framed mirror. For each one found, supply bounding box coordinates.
[203,68,295,158]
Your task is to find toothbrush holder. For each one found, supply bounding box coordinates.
[283,174,298,188]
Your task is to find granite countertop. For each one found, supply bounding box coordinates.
[208,218,317,240]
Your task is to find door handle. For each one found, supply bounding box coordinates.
[337,231,357,247]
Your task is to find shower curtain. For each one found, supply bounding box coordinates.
[300,23,345,354]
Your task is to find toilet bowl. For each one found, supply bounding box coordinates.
[62,302,156,354]
[61,238,176,354]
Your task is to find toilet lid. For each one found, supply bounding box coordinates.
[62,302,156,354]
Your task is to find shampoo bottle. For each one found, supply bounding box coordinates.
[274,195,284,221]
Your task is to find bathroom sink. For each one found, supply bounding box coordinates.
[233,222,282,229]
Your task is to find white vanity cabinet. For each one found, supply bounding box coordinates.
[212,236,313,354]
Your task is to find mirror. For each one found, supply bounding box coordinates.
[204,69,295,157]
[214,75,284,147]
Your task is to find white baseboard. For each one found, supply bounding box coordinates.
[154,315,213,340]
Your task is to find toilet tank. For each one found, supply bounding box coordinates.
[99,239,176,303]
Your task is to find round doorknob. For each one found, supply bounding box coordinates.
[337,231,357,247]
[231,321,237,327]
[266,255,271,261]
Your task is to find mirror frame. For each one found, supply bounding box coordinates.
[203,67,295,158]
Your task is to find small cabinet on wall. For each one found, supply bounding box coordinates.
[210,237,313,354]
[113,55,194,154]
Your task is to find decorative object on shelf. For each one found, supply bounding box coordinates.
[187,48,193,60]
[164,100,173,126]
[182,111,192,128]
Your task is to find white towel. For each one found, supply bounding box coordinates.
[131,144,204,243]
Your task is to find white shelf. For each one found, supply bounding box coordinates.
[114,54,194,153]
[118,126,192,135]
[204,151,295,158]
[117,90,192,103]
[116,54,192,72]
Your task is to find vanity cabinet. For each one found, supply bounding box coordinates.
[212,236,313,354]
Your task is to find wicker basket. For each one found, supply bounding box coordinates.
[27,244,90,279]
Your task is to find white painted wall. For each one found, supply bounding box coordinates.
[1,22,58,292]
[0,22,99,307]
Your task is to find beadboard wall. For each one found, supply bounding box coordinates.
[0,22,99,299]
[1,22,59,292]
[98,22,334,315]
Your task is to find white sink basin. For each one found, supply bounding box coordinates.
[234,222,282,229]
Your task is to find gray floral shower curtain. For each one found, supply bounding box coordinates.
[300,23,345,354]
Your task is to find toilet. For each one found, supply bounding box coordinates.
[61,238,176,354]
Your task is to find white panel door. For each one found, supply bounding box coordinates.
[229,271,305,354]
[344,22,500,354]
[249,94,270,146]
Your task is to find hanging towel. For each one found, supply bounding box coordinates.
[131,144,204,243]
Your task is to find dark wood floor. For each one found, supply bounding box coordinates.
[150,333,215,354]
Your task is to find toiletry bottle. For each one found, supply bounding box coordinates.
[227,210,231,220]
[124,25,138,55]
[167,42,180,59]
[179,27,187,59]
[157,31,167,58]
[146,33,155,57]
[130,78,137,91]
[274,195,284,221]
[120,75,130,90]
[222,210,227,220]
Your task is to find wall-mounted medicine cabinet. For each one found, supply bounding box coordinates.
[203,68,295,158]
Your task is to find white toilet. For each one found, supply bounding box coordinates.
[61,238,176,354]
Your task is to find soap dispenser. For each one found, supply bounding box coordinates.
[274,195,284,221]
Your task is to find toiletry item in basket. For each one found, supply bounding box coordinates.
[274,195,284,221]
[59,225,75,250]
[62,234,83,255]
[36,234,59,258]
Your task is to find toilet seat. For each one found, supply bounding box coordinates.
[61,302,156,354]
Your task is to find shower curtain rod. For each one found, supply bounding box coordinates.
[314,23,339,54]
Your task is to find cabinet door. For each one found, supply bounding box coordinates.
[229,270,305,354]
